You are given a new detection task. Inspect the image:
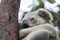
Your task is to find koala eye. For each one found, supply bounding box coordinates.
[30,18,34,21]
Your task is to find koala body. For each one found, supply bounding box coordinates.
[19,8,59,40]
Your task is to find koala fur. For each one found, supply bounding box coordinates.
[19,8,59,40]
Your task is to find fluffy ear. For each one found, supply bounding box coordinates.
[22,12,28,18]
[37,8,53,21]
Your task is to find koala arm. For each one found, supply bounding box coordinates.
[19,23,57,39]
[20,25,41,38]
[19,28,32,38]
[22,30,49,40]
[20,29,58,40]
[20,24,47,38]
[19,25,40,38]
[23,30,59,40]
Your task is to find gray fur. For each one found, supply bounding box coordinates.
[19,8,59,40]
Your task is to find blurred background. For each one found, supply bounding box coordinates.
[18,0,60,37]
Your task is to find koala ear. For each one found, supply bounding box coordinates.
[22,12,28,18]
[37,8,53,21]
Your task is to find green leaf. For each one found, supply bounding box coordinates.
[39,0,44,8]
[57,5,60,8]
[31,6,37,11]
[37,0,44,8]
[48,0,55,3]
[31,0,44,11]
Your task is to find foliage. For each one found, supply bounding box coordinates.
[31,0,44,11]
[48,0,55,3]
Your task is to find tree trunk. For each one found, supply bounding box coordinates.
[0,0,20,40]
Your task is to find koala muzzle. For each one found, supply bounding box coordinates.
[22,20,29,28]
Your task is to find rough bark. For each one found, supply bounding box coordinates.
[0,0,20,40]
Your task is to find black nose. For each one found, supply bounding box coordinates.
[22,20,29,28]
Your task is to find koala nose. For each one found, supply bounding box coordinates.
[22,20,29,28]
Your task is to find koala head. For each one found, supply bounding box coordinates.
[21,8,53,28]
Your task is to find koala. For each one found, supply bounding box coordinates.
[19,8,59,40]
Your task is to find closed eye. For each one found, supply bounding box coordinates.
[30,18,34,21]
